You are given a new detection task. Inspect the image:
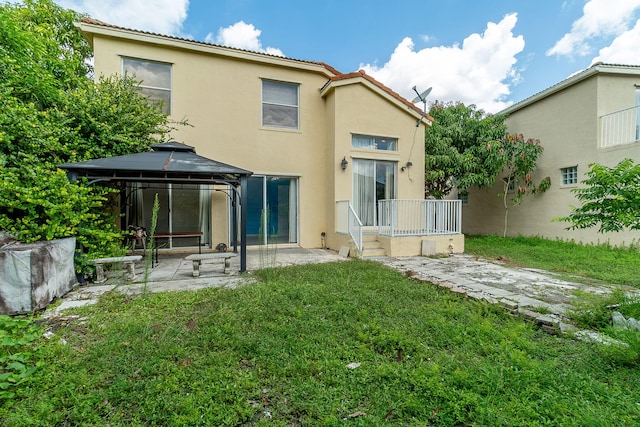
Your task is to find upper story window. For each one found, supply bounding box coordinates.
[123,58,172,115]
[561,166,578,185]
[262,80,299,129]
[352,134,398,151]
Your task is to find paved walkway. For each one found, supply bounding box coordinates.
[46,249,628,334]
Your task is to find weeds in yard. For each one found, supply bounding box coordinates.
[569,289,640,361]
[0,315,41,400]
[465,235,640,287]
[2,261,640,426]
[467,235,640,362]
[258,206,277,269]
[142,192,160,293]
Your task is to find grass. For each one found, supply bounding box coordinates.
[465,235,640,287]
[3,260,640,426]
[466,234,640,355]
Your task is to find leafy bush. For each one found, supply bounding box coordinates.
[0,0,181,263]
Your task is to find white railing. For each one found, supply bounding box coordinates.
[378,199,462,237]
[336,200,363,251]
[600,105,640,148]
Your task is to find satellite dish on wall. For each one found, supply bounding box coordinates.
[411,86,432,127]
[411,86,432,104]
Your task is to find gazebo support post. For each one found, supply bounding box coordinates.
[119,183,127,233]
[240,175,248,273]
[232,187,238,254]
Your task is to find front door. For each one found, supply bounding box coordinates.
[352,159,396,226]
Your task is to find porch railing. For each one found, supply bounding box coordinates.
[336,200,363,251]
[378,199,462,237]
[600,105,640,148]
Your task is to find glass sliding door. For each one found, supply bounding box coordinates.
[246,176,298,245]
[352,159,396,226]
[126,183,211,248]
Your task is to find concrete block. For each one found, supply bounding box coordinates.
[421,240,436,256]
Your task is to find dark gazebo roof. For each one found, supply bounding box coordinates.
[58,141,252,185]
[57,141,252,272]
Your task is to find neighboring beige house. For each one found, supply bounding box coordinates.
[463,63,640,247]
[77,18,464,257]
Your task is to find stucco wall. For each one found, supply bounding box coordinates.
[323,81,427,251]
[463,72,640,247]
[90,31,426,251]
[379,234,465,257]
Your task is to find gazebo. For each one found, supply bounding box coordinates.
[58,141,253,272]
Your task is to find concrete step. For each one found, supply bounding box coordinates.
[362,247,386,257]
[361,236,386,257]
[362,233,379,242]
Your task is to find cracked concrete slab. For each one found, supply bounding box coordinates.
[46,250,628,340]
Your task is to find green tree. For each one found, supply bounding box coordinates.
[425,102,507,198]
[0,0,177,260]
[558,159,640,233]
[497,133,551,237]
[425,102,550,236]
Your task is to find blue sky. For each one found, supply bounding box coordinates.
[57,0,640,113]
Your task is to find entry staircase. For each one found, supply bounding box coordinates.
[336,199,462,258]
[361,230,385,258]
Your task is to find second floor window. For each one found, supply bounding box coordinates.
[262,80,299,129]
[123,58,172,115]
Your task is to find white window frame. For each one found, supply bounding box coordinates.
[261,80,299,130]
[122,57,172,115]
[561,166,578,186]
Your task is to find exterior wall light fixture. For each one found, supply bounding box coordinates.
[341,157,349,170]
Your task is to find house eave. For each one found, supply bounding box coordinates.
[320,74,432,127]
[501,63,640,115]
[76,20,338,78]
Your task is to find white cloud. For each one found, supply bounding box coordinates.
[591,19,640,65]
[547,0,640,57]
[56,0,189,35]
[360,13,525,114]
[206,21,284,56]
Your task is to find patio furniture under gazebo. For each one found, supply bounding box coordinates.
[58,141,253,272]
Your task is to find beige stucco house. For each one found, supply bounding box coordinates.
[77,18,464,258]
[463,63,640,247]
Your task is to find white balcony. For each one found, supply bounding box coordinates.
[377,199,462,237]
[600,105,640,148]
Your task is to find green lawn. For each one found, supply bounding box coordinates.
[465,234,640,287]
[2,260,640,426]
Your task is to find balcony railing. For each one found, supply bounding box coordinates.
[600,105,640,148]
[378,199,462,237]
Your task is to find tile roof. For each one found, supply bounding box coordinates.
[81,18,340,73]
[79,18,427,122]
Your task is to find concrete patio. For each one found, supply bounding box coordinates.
[46,248,632,336]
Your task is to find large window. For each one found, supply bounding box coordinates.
[123,58,172,115]
[561,166,578,186]
[262,80,299,129]
[246,176,298,245]
[352,134,397,151]
[353,160,396,226]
